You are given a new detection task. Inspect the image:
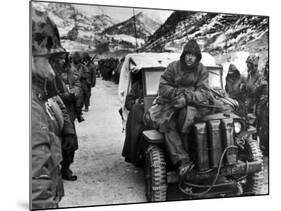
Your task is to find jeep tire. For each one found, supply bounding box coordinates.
[144,145,167,201]
[243,138,265,195]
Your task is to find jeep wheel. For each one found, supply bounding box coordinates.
[243,138,264,195]
[144,145,167,202]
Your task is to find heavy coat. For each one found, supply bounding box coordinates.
[122,80,144,165]
[78,63,92,86]
[244,70,263,113]
[150,40,210,128]
[75,63,92,108]
[225,64,245,100]
[86,62,97,88]
[31,88,63,209]
[31,77,77,209]
[58,64,82,122]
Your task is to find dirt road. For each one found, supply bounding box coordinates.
[60,78,268,208]
[60,78,146,208]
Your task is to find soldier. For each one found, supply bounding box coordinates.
[31,9,75,209]
[82,52,97,111]
[225,64,246,116]
[67,54,85,122]
[241,54,262,114]
[122,71,144,166]
[49,53,81,181]
[72,52,91,112]
[149,39,212,179]
[225,64,244,99]
[255,60,269,155]
[112,57,124,84]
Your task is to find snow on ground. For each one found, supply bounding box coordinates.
[61,40,94,52]
[31,1,49,11]
[78,30,96,39]
[58,25,74,37]
[48,12,64,26]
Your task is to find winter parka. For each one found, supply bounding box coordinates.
[150,40,211,126]
[158,39,210,104]
[31,88,64,209]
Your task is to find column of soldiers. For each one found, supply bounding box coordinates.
[225,55,269,155]
[31,9,96,209]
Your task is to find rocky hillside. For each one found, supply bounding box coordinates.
[101,12,161,40]
[143,11,269,56]
[32,2,116,51]
[31,2,163,53]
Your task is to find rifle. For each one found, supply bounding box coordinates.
[90,54,97,63]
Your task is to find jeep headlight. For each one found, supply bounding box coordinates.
[234,121,242,134]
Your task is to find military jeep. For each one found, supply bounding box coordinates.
[119,52,264,201]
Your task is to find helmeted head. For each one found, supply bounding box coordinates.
[31,9,66,80]
[82,52,91,63]
[32,9,65,56]
[246,54,259,73]
[180,39,202,70]
[72,51,82,65]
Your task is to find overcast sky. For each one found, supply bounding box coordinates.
[73,4,173,23]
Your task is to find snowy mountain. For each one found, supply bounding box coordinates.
[143,11,269,56]
[32,2,162,52]
[31,2,116,51]
[101,12,161,40]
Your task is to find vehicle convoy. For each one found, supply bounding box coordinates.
[118,52,264,201]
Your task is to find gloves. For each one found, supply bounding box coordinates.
[62,135,75,151]
[135,98,144,104]
[172,94,187,109]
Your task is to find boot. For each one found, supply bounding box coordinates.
[77,115,85,123]
[61,168,77,181]
[178,160,194,180]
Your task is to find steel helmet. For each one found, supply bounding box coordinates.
[71,51,84,63]
[246,54,259,66]
[31,9,65,56]
[82,52,91,61]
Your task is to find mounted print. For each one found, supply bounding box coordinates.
[30,0,269,210]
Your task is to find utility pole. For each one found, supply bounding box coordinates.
[132,8,139,52]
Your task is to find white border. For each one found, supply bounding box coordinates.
[1,0,279,210]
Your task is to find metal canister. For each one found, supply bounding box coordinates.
[221,119,237,165]
[193,122,209,171]
[207,120,223,168]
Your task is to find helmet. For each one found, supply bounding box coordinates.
[82,52,91,61]
[31,9,65,56]
[71,51,82,63]
[246,54,259,66]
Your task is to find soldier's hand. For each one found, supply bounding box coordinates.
[60,92,74,103]
[172,95,187,109]
[135,98,144,104]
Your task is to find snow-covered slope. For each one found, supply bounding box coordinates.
[143,11,268,56]
[101,12,161,40]
[31,2,116,41]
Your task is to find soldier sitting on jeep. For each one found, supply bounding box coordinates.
[149,39,215,179]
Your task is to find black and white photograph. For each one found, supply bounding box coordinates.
[29,0,269,210]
